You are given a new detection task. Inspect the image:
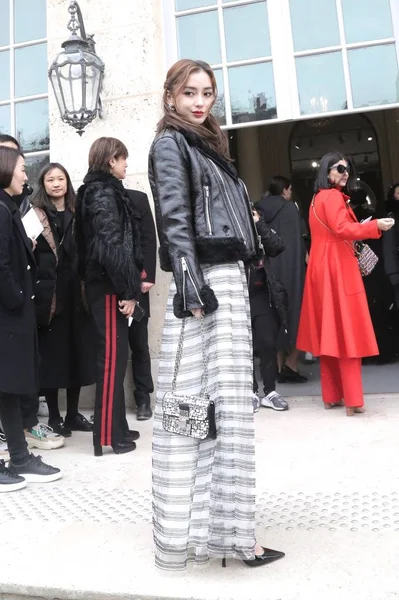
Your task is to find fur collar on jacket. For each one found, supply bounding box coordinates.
[165,127,239,181]
[82,171,141,220]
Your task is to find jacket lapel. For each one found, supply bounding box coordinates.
[33,207,58,262]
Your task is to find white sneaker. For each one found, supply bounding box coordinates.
[25,423,65,450]
[0,433,10,461]
[37,397,49,417]
[252,392,260,413]
[261,391,289,411]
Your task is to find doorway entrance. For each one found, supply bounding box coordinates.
[230,107,399,396]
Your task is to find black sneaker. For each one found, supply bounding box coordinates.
[49,418,72,438]
[277,365,308,384]
[0,460,27,492]
[136,405,153,421]
[9,454,62,483]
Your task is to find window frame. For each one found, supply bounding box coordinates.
[164,0,399,129]
[0,0,49,163]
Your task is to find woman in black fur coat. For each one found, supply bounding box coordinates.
[31,163,96,437]
[75,137,143,457]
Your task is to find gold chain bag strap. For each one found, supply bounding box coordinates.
[311,196,378,277]
[162,316,217,440]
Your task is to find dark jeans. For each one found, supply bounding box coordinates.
[128,317,154,407]
[42,387,81,421]
[19,394,39,430]
[0,391,30,464]
[252,305,280,397]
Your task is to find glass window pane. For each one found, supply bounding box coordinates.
[349,44,399,108]
[14,0,46,43]
[15,98,49,152]
[296,52,347,115]
[224,1,270,62]
[212,69,226,125]
[0,104,11,134]
[289,0,340,51]
[342,0,393,44]
[0,0,10,46]
[15,43,48,98]
[0,51,10,101]
[229,62,277,125]
[25,153,49,188]
[175,0,215,9]
[177,11,221,65]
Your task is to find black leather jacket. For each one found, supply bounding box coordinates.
[148,128,263,318]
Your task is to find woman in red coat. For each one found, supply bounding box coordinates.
[297,152,395,416]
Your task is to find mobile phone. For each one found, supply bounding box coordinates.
[132,303,146,323]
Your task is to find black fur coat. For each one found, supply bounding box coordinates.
[75,171,143,301]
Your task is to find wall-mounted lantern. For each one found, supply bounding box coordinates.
[48,1,105,136]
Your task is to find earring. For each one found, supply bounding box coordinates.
[168,103,175,111]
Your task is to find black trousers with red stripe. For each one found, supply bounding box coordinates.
[87,283,129,448]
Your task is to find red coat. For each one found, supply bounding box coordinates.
[297,188,381,358]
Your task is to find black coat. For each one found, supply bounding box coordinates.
[34,206,75,327]
[126,189,157,317]
[0,190,39,395]
[248,218,288,327]
[75,172,143,301]
[32,206,96,389]
[382,212,399,308]
[256,195,306,349]
[148,128,263,318]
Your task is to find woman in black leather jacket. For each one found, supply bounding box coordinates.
[75,137,143,457]
[149,59,284,571]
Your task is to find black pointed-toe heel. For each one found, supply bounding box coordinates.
[242,547,285,568]
[94,444,103,457]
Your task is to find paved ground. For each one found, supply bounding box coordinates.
[1,393,399,600]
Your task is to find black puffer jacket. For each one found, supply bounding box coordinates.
[75,171,143,301]
[148,128,263,318]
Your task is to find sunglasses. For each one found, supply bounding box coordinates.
[330,163,350,174]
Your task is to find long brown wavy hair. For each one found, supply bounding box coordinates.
[157,59,229,159]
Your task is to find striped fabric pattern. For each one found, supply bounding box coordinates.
[102,294,117,447]
[152,262,256,570]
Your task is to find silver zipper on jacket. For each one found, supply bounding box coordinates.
[203,185,213,235]
[181,257,204,310]
[206,158,246,244]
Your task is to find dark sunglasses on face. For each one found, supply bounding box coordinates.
[330,163,350,175]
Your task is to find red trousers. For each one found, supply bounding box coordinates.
[319,356,364,408]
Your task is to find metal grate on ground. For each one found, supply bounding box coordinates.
[1,487,399,532]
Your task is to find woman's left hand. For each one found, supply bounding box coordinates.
[191,308,203,320]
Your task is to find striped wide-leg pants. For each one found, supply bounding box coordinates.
[87,285,129,448]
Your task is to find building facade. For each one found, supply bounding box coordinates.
[1,0,399,361]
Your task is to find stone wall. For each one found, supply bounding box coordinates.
[47,0,171,349]
[47,0,171,407]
